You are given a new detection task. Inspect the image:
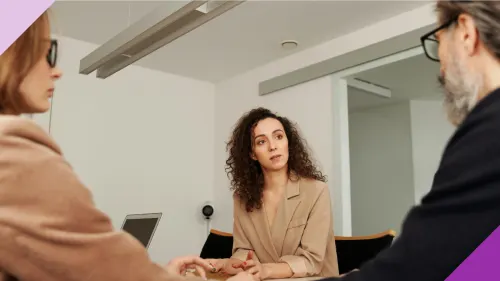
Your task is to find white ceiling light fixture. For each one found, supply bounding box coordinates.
[281,40,298,50]
[79,0,245,79]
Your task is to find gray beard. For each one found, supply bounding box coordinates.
[438,56,482,126]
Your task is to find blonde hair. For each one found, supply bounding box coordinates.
[0,11,49,114]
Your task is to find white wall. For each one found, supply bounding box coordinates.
[24,2,437,253]
[410,100,455,203]
[32,36,215,264]
[211,3,435,236]
[348,101,415,236]
[213,75,335,233]
[346,98,455,235]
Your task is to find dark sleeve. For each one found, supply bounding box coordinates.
[327,102,500,281]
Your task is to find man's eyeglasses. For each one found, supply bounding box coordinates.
[47,39,58,68]
[420,16,458,62]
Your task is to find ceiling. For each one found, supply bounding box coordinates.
[348,54,443,112]
[51,0,430,82]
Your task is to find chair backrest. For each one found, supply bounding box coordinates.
[200,229,234,259]
[335,229,396,274]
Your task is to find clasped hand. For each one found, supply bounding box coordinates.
[165,255,256,281]
[206,251,268,281]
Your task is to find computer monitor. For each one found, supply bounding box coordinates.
[120,213,162,249]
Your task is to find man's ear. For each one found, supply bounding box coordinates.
[458,13,480,57]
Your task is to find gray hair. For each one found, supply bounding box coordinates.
[436,0,500,60]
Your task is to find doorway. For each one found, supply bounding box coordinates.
[331,47,455,236]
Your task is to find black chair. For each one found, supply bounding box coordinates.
[335,229,396,275]
[200,229,234,259]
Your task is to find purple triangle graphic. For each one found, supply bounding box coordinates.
[446,226,500,281]
[0,0,55,55]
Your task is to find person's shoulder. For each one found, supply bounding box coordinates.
[0,116,94,202]
[428,89,500,197]
[451,89,500,143]
[444,89,500,154]
[0,115,61,154]
[299,177,329,197]
[232,192,245,210]
[0,115,63,167]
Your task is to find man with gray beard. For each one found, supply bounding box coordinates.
[324,1,500,281]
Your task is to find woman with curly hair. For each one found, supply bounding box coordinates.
[208,107,339,280]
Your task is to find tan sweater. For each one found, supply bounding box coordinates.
[0,116,200,281]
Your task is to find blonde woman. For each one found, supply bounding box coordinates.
[0,10,254,281]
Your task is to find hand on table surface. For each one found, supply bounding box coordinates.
[239,260,268,280]
[222,250,255,275]
[205,258,228,273]
[227,271,260,281]
[165,255,216,279]
[232,251,268,281]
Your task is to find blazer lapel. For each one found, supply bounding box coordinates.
[271,178,301,256]
[249,205,280,260]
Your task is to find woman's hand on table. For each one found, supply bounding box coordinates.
[165,255,216,279]
[220,258,246,275]
[205,258,228,273]
[202,258,246,276]
[228,271,259,281]
[239,259,269,281]
[230,251,269,280]
[223,250,256,275]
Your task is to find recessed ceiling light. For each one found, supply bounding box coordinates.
[281,40,298,50]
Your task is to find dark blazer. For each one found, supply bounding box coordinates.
[328,87,500,281]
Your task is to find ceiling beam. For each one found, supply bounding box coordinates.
[258,25,434,96]
[346,78,392,99]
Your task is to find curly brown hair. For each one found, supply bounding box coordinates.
[225,107,326,212]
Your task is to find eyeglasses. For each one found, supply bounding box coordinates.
[47,39,58,68]
[420,16,458,62]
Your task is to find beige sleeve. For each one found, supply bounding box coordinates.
[0,135,201,281]
[230,195,254,262]
[279,186,333,277]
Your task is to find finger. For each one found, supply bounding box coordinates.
[226,266,244,275]
[194,265,207,280]
[180,264,187,275]
[232,262,244,269]
[242,260,256,270]
[206,259,222,269]
[246,250,254,261]
[207,261,219,272]
[184,264,198,274]
[185,268,199,278]
[186,256,216,272]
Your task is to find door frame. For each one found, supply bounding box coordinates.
[329,46,424,236]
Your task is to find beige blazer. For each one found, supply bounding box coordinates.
[231,177,339,278]
[0,116,200,281]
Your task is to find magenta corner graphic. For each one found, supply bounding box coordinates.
[446,225,500,281]
[0,0,55,55]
